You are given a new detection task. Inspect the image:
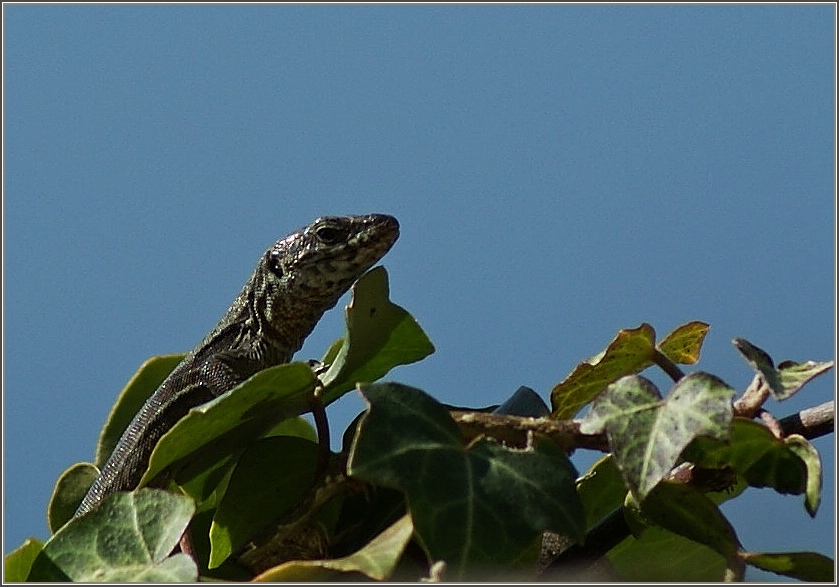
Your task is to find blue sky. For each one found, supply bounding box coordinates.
[4,5,834,579]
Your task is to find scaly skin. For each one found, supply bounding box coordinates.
[75,214,399,517]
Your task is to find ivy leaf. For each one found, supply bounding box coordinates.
[657,321,709,365]
[140,362,318,488]
[253,514,414,581]
[733,338,833,400]
[349,382,584,578]
[320,267,435,399]
[776,360,835,400]
[785,435,822,517]
[4,538,44,582]
[209,436,320,568]
[575,455,627,533]
[47,462,99,533]
[172,416,316,514]
[741,551,835,582]
[96,354,186,468]
[633,481,741,561]
[580,373,735,500]
[685,419,809,502]
[27,489,197,582]
[551,323,658,419]
[608,525,728,582]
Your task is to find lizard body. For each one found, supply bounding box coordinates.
[74,213,399,517]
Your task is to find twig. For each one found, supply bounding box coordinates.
[733,373,772,418]
[450,411,609,453]
[778,400,834,440]
[452,400,835,454]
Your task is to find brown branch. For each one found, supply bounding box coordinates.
[451,400,835,454]
[733,373,772,418]
[778,400,834,440]
[450,411,609,453]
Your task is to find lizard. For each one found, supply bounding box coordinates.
[74,213,399,518]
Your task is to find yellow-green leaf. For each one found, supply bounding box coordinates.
[4,538,44,582]
[253,514,414,581]
[551,323,657,419]
[657,321,709,365]
[741,551,834,582]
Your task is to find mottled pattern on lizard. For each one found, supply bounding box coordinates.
[75,214,399,517]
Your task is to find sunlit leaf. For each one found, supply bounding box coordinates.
[551,323,657,419]
[4,538,44,582]
[657,321,709,365]
[777,360,834,400]
[253,514,414,581]
[321,267,435,399]
[741,551,834,582]
[47,462,99,533]
[732,339,832,400]
[141,362,319,488]
[27,489,196,582]
[785,435,822,516]
[96,354,186,468]
[580,373,734,499]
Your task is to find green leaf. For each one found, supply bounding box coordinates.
[634,481,740,560]
[732,339,833,400]
[657,321,709,365]
[28,489,197,582]
[783,435,821,517]
[48,462,99,533]
[320,337,345,369]
[608,526,728,582]
[96,354,185,468]
[140,362,318,488]
[741,551,835,582]
[253,514,414,581]
[4,538,44,582]
[777,360,835,400]
[263,415,317,442]
[174,416,317,512]
[579,373,735,499]
[732,337,780,389]
[349,382,584,578]
[576,455,627,532]
[685,418,807,497]
[321,267,435,399]
[209,436,320,568]
[551,323,657,419]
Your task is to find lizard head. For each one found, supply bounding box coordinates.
[248,214,400,351]
[267,213,399,295]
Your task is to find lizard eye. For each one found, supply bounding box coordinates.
[267,251,284,278]
[315,224,349,246]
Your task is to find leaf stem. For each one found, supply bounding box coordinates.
[310,387,331,479]
[652,348,685,382]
